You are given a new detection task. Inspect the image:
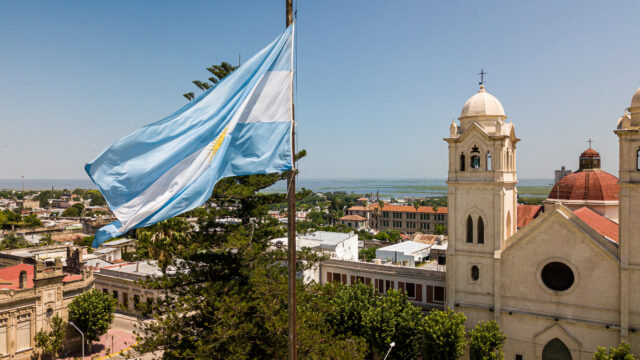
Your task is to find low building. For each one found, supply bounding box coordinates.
[338,214,367,230]
[320,259,446,309]
[94,261,165,316]
[271,231,360,283]
[375,241,431,267]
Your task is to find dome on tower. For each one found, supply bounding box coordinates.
[631,86,640,108]
[460,85,506,119]
[548,148,619,202]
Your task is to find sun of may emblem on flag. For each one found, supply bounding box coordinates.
[208,125,230,163]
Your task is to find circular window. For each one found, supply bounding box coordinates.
[541,262,574,291]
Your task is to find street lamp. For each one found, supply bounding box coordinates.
[68,321,84,360]
[383,341,395,360]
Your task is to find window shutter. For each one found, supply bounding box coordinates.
[416,284,423,302]
[341,274,347,284]
[350,275,356,285]
[365,277,371,285]
[398,282,405,292]
[427,285,434,303]
[326,272,332,283]
[375,279,379,291]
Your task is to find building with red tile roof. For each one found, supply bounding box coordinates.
[343,203,448,234]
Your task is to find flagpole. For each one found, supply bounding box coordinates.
[285,1,297,360]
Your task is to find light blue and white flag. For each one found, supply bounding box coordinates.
[86,25,294,247]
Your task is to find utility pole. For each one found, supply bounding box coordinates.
[285,1,297,360]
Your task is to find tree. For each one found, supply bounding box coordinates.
[23,213,42,228]
[62,203,84,217]
[362,289,425,360]
[359,246,378,261]
[422,309,467,360]
[68,289,117,352]
[594,342,635,360]
[434,224,447,235]
[136,217,192,273]
[34,314,66,360]
[469,320,506,360]
[39,233,55,246]
[0,234,32,250]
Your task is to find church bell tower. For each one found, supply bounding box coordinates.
[615,86,640,340]
[445,84,519,324]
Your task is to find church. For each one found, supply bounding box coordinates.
[445,83,640,360]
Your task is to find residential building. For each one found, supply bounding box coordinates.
[271,231,359,283]
[344,203,448,235]
[338,214,367,230]
[375,241,432,267]
[94,261,164,316]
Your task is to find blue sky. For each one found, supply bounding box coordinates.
[1,1,639,180]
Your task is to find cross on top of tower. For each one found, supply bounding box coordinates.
[587,138,593,148]
[478,68,486,86]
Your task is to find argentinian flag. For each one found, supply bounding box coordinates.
[86,25,294,247]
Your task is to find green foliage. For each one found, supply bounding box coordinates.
[374,229,402,242]
[35,314,66,360]
[22,213,42,227]
[469,320,506,360]
[422,309,467,360]
[593,342,636,360]
[86,190,107,206]
[363,289,425,360]
[62,203,85,217]
[39,233,55,246]
[0,234,33,250]
[359,246,378,261]
[68,289,117,349]
[136,217,192,273]
[434,224,447,235]
[324,283,426,359]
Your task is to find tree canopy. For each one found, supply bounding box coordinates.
[68,289,117,351]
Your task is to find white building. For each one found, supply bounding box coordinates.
[271,231,359,282]
[375,241,431,267]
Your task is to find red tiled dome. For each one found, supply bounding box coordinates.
[549,171,619,201]
[580,148,600,158]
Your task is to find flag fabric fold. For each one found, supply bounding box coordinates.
[85,25,294,247]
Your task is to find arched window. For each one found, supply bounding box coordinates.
[471,265,479,281]
[477,217,484,244]
[486,152,492,170]
[506,211,512,238]
[460,153,466,171]
[470,155,480,169]
[466,216,473,243]
[542,339,572,360]
[637,148,640,171]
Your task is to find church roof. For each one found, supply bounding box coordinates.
[517,205,543,229]
[459,85,506,119]
[548,147,619,202]
[580,148,600,158]
[573,207,619,243]
[548,171,619,201]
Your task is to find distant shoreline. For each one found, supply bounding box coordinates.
[0,178,553,198]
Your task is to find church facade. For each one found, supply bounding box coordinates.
[446,84,640,360]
